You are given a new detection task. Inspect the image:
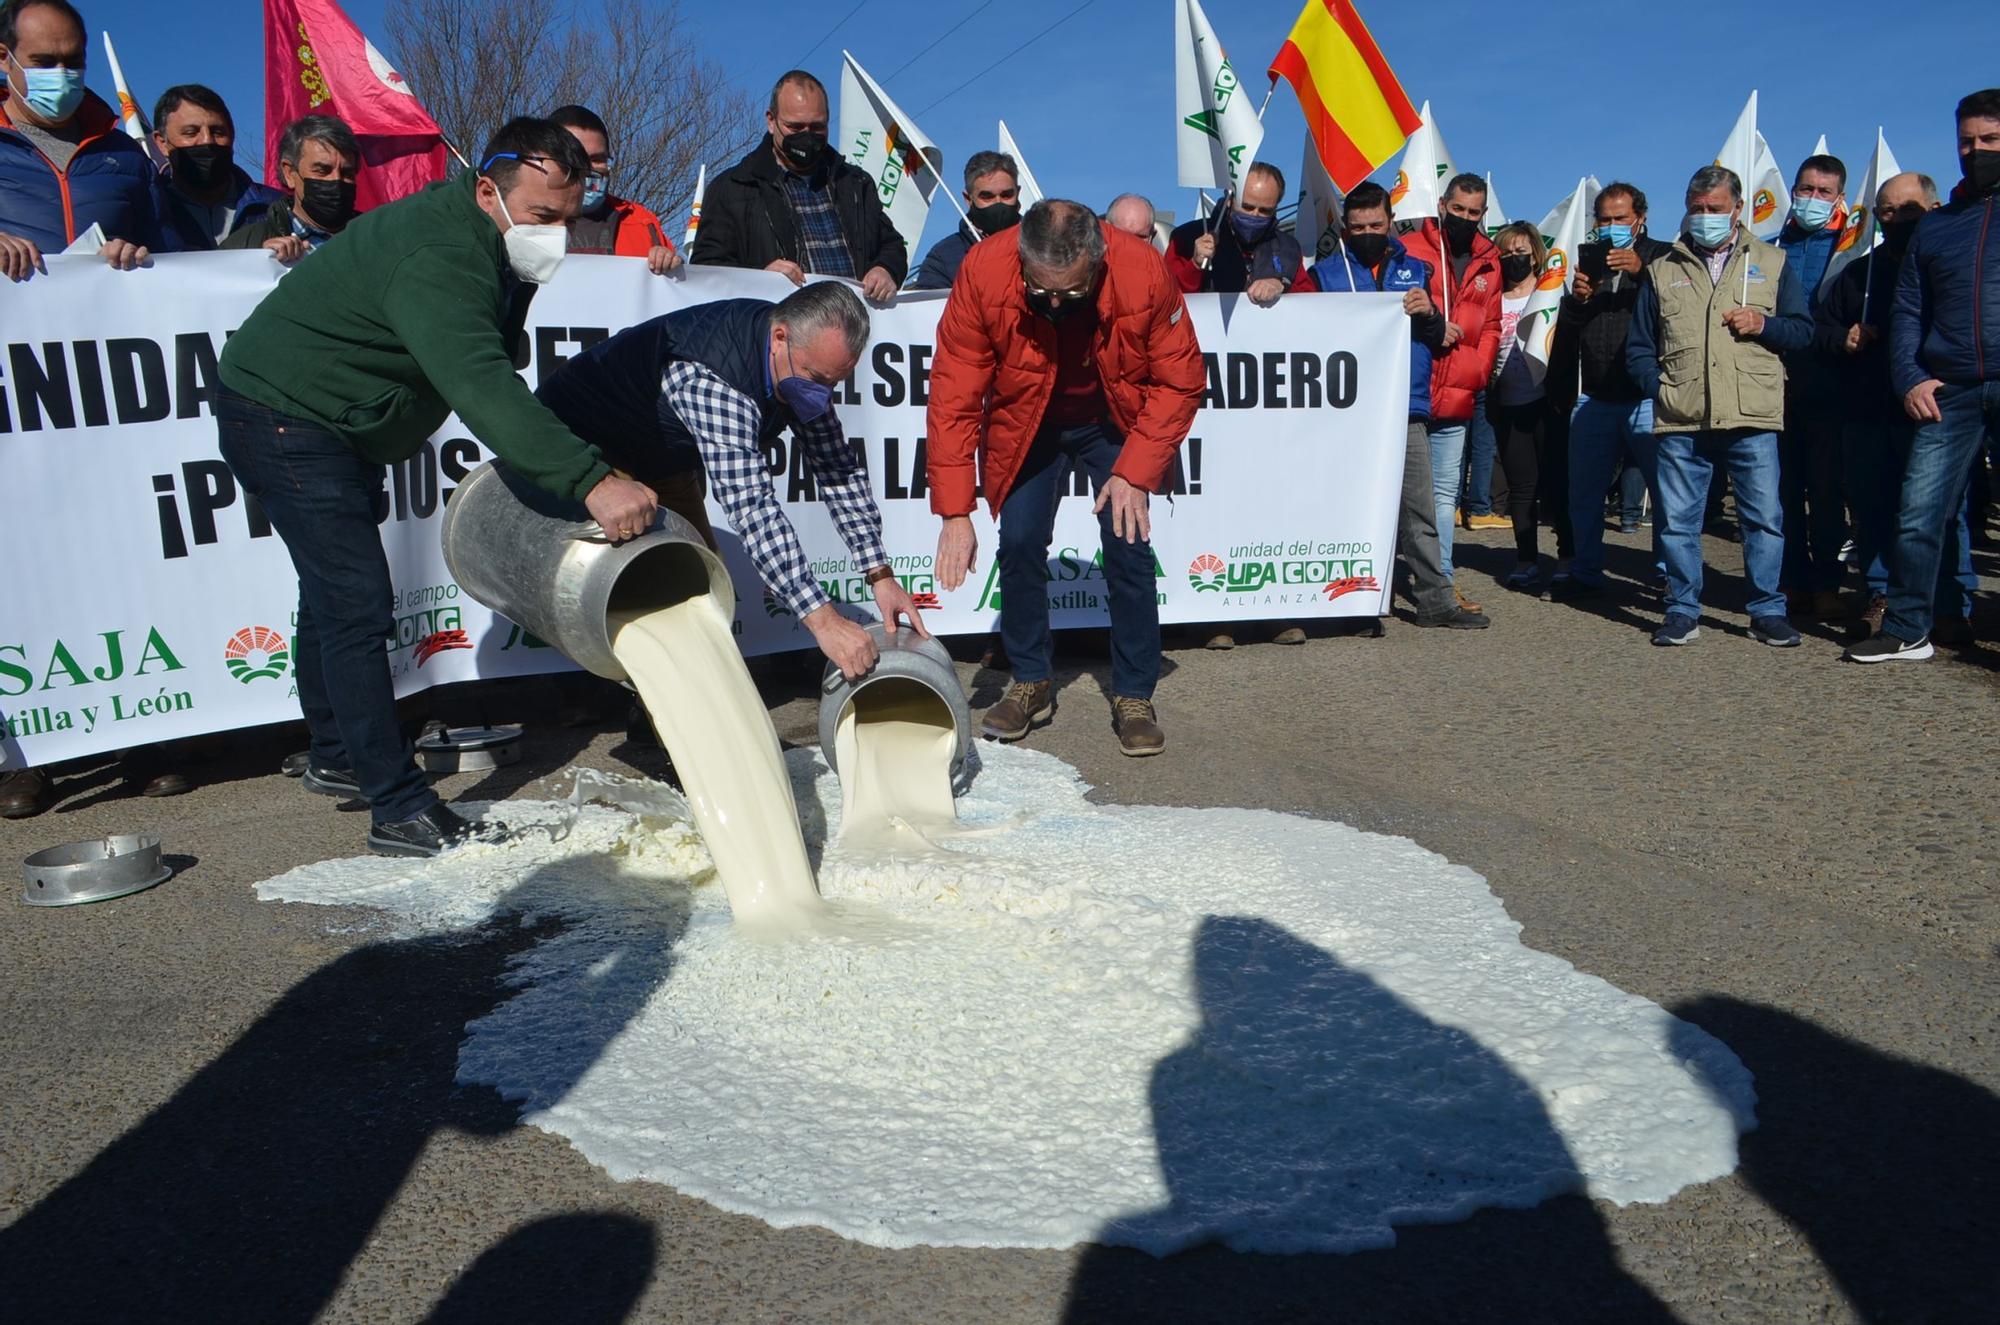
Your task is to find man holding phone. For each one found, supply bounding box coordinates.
[1548,182,1675,599]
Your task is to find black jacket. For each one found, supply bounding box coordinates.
[1813,247,1907,424]
[1548,234,1674,406]
[909,219,980,290]
[690,136,908,283]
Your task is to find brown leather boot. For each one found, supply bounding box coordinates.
[1454,584,1484,615]
[1112,697,1165,757]
[981,680,1054,741]
[0,767,52,819]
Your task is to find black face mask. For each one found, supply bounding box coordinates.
[968,201,1021,236]
[1879,217,1921,251]
[779,129,828,171]
[299,176,359,232]
[1440,213,1480,252]
[1962,149,2000,196]
[1345,232,1390,267]
[170,143,232,192]
[1029,293,1089,322]
[1500,253,1535,285]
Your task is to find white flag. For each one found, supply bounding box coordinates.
[839,50,947,256]
[1715,91,1789,240]
[998,120,1045,209]
[1174,0,1263,193]
[1811,133,1830,157]
[682,163,705,250]
[102,31,166,170]
[1482,170,1510,239]
[1298,134,1344,261]
[1820,127,1902,293]
[1390,100,1455,226]
[1519,177,1600,382]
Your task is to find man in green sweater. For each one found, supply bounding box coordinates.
[216,116,657,856]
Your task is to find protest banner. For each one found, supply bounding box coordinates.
[0,257,1407,767]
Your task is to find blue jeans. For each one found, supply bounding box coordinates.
[1463,390,1497,515]
[1884,379,2000,641]
[1426,422,1468,580]
[1568,396,1663,584]
[1655,429,1787,620]
[215,386,436,824]
[1779,412,1850,594]
[1842,416,1976,614]
[996,419,1161,700]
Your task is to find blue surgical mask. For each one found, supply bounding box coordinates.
[1593,223,1635,248]
[1791,195,1836,230]
[777,342,834,422]
[13,61,86,122]
[1231,210,1274,244]
[1686,213,1735,249]
[581,172,609,211]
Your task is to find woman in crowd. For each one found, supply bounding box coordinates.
[1487,222,1551,590]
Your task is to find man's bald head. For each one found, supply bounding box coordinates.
[1876,170,1938,211]
[1105,193,1155,239]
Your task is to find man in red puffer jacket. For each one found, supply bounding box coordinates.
[1402,173,1503,603]
[927,199,1204,758]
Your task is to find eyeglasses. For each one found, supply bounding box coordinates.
[1023,279,1095,301]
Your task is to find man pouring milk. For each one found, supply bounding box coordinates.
[537,280,928,677]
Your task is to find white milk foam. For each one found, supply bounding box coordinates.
[257,744,1757,1255]
[609,602,822,929]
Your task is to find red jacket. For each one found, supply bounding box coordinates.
[927,224,1205,516]
[1400,219,1502,422]
[598,195,675,257]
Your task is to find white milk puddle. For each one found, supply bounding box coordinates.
[256,744,1755,1254]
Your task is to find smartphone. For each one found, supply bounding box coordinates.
[1578,241,1610,279]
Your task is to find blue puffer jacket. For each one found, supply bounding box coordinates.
[1777,219,1841,312]
[153,164,287,253]
[0,93,160,250]
[1304,235,1440,420]
[1891,189,1999,392]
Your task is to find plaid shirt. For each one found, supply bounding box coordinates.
[781,170,857,278]
[290,209,335,251]
[661,361,886,618]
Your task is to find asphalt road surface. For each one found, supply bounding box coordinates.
[3,523,1995,1324]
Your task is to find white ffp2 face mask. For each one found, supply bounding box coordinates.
[494,188,568,284]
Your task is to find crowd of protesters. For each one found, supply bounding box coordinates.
[1,0,1994,819]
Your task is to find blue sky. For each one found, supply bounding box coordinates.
[76,0,1992,254]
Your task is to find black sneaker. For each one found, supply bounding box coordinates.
[1414,606,1491,629]
[280,751,309,778]
[368,802,484,857]
[1845,633,1933,663]
[1652,613,1700,646]
[302,764,363,798]
[1749,615,1802,647]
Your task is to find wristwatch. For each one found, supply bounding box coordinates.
[864,565,896,586]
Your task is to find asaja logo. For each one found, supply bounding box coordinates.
[1752,187,1779,225]
[224,625,289,683]
[1188,553,1227,592]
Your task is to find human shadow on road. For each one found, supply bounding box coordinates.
[1063,915,1677,1324]
[1672,996,2000,1323]
[421,1211,657,1325]
[0,861,685,1324]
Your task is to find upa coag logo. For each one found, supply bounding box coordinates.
[1188,553,1227,592]
[223,625,289,683]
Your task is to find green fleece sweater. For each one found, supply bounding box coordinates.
[218,171,609,501]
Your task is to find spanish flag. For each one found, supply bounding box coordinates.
[1268,0,1421,193]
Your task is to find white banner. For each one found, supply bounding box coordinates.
[0,255,1407,767]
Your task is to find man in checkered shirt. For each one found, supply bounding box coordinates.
[536,280,926,679]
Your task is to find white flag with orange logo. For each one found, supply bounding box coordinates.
[838,50,946,256]
[998,120,1046,209]
[1519,176,1599,382]
[1298,133,1344,261]
[1819,127,1902,293]
[1715,91,1789,240]
[1389,100,1454,226]
[683,163,705,250]
[101,31,166,170]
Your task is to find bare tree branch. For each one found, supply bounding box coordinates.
[383,0,752,220]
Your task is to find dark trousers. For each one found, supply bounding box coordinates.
[1491,397,1545,561]
[996,419,1160,700]
[215,386,435,824]
[1779,412,1849,594]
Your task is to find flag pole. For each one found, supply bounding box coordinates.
[1256,83,1276,122]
